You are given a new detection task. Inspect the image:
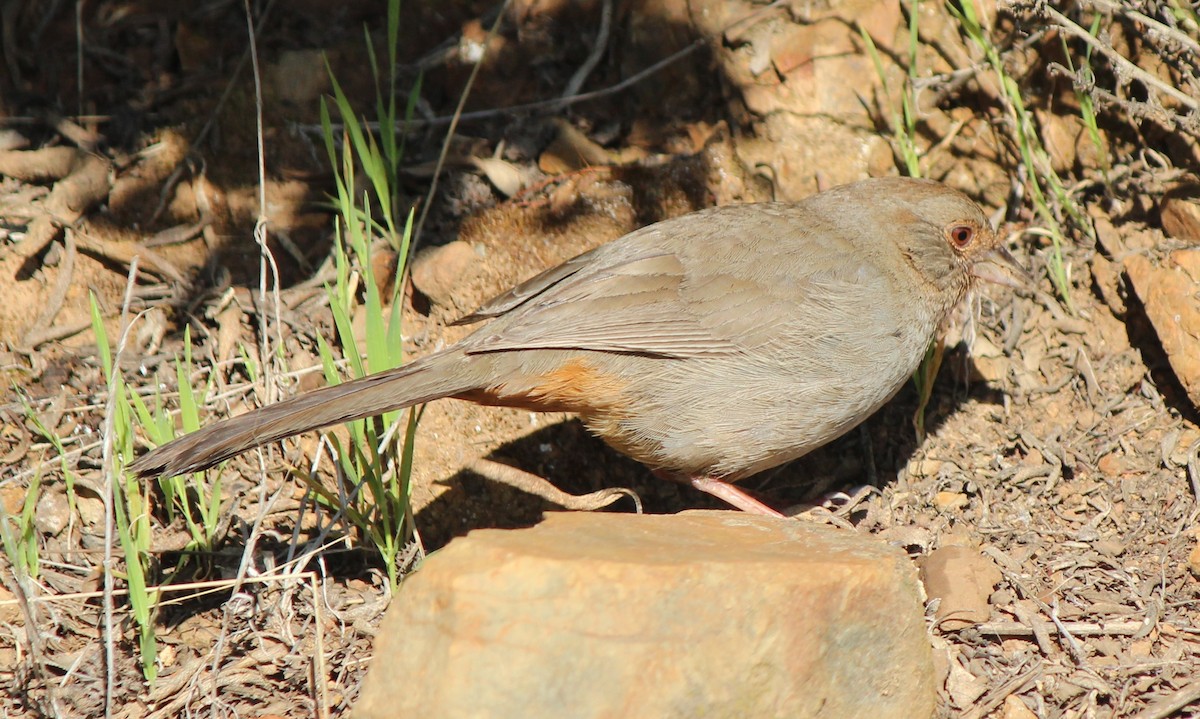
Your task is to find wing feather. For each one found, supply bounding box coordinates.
[455,204,887,359]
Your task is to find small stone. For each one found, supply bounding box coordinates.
[1092,539,1126,558]
[0,485,23,515]
[1038,110,1081,174]
[1160,185,1200,244]
[933,491,969,511]
[1169,428,1200,467]
[35,490,70,536]
[410,241,480,309]
[911,458,943,477]
[71,493,102,526]
[1097,452,1125,477]
[945,652,986,708]
[1188,541,1200,577]
[1001,694,1038,719]
[356,511,935,719]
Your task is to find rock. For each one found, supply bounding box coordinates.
[1160,185,1200,243]
[684,0,901,199]
[0,485,23,516]
[919,545,1001,630]
[1037,109,1082,174]
[1169,428,1200,467]
[75,493,104,527]
[1001,694,1039,719]
[356,511,935,719]
[268,50,328,106]
[1174,247,1200,282]
[1124,252,1200,410]
[1188,540,1200,577]
[933,491,969,512]
[35,490,70,536]
[1090,252,1126,315]
[410,241,481,310]
[1097,452,1125,477]
[944,649,987,708]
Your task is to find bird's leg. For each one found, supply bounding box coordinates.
[655,470,785,518]
[691,477,786,517]
[467,458,642,513]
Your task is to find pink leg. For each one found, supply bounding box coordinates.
[654,470,785,517]
[689,477,786,517]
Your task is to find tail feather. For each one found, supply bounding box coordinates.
[131,350,474,478]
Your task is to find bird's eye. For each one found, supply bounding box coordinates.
[948,225,975,249]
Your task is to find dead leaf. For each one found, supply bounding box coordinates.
[539,119,612,174]
[471,156,524,197]
[920,545,1002,630]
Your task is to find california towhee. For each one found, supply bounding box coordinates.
[131,177,1026,516]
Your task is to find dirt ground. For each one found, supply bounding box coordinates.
[2,0,1200,717]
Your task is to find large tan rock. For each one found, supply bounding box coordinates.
[701,0,899,199]
[355,511,934,719]
[1125,250,1200,410]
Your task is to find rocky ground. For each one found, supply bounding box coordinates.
[1,0,1199,717]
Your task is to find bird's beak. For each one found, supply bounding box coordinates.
[971,245,1032,289]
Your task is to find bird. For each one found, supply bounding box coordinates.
[131,176,1026,516]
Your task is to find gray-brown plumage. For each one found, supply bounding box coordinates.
[130,177,1025,514]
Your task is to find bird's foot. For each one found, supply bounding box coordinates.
[783,484,877,527]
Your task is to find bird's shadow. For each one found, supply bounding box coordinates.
[413,346,1004,550]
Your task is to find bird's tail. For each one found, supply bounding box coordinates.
[130,349,476,478]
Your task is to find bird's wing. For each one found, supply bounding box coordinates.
[452,249,599,324]
[456,205,886,359]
